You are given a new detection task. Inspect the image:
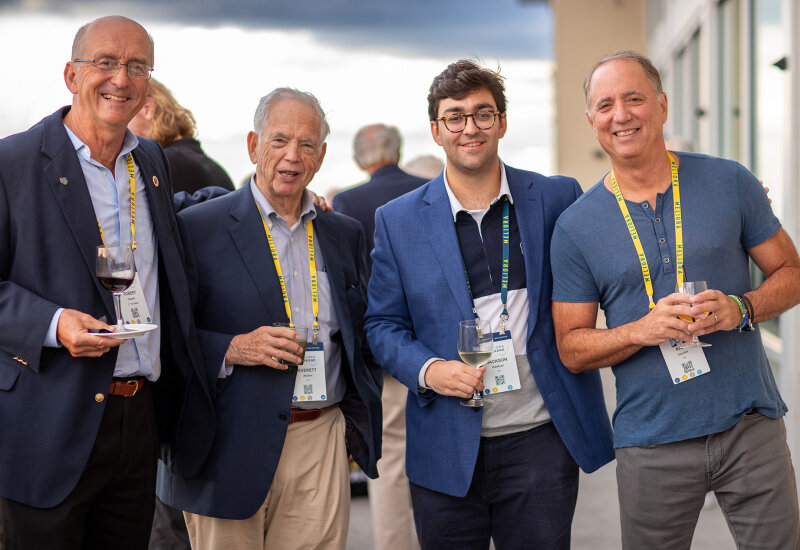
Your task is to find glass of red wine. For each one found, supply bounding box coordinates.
[96,244,135,333]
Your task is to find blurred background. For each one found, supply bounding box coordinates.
[3,1,800,547]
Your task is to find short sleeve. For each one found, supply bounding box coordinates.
[737,163,781,250]
[551,220,600,303]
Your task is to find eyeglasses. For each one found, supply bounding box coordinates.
[73,57,153,80]
[436,110,501,133]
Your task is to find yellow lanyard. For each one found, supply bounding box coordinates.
[255,202,320,339]
[610,152,683,310]
[97,154,137,250]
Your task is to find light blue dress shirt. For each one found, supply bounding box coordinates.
[45,127,161,380]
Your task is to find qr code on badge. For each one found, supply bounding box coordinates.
[303,384,313,395]
[494,374,505,386]
[682,360,694,374]
[130,307,139,318]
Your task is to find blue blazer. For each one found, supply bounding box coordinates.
[365,165,614,497]
[332,164,428,278]
[157,183,383,519]
[0,108,215,508]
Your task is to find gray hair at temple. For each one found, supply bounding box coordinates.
[583,50,663,111]
[253,87,330,145]
[353,124,402,170]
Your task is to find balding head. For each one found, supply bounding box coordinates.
[72,16,154,65]
[353,123,402,173]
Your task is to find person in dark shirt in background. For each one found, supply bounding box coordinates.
[129,78,235,194]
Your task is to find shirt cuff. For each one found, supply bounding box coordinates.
[218,360,233,378]
[418,357,443,391]
[44,308,65,348]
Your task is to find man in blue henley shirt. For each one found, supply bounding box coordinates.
[551,51,800,549]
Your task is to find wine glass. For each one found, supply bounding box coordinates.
[457,319,493,408]
[676,281,712,349]
[96,244,136,333]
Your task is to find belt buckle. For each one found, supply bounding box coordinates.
[126,379,140,397]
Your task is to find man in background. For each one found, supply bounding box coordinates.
[333,123,428,550]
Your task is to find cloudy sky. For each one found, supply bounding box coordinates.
[0,0,555,195]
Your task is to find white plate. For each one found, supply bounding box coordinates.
[93,324,158,340]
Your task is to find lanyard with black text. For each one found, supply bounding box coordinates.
[97,154,137,250]
[255,202,320,343]
[610,152,684,310]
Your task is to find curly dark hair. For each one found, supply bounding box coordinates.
[427,60,507,121]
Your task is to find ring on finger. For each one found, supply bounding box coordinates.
[713,314,718,324]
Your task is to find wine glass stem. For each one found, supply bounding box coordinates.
[113,292,125,330]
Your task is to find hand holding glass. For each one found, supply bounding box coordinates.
[96,244,135,333]
[676,281,712,349]
[272,323,308,367]
[457,319,493,408]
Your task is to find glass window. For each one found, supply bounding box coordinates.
[717,0,741,160]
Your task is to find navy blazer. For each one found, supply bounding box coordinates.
[157,183,383,519]
[365,165,614,497]
[0,108,215,508]
[332,164,428,278]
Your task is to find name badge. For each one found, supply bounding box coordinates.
[658,339,711,384]
[293,342,327,402]
[482,331,522,395]
[119,273,153,324]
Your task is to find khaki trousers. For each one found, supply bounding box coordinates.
[367,374,420,550]
[184,406,350,550]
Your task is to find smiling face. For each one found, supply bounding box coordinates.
[64,17,153,136]
[247,97,327,209]
[430,86,506,179]
[585,59,668,164]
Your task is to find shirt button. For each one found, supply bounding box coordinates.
[293,271,298,277]
[659,238,666,244]
[290,237,294,243]
[655,217,661,223]
[95,393,105,403]
[278,413,288,422]
[664,258,670,264]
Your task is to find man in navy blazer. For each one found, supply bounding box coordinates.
[0,16,214,549]
[332,124,428,278]
[365,60,614,549]
[157,88,382,550]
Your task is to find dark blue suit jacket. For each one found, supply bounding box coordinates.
[157,183,383,519]
[0,108,215,508]
[365,165,614,497]
[332,164,428,278]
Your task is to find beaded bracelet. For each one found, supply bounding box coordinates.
[738,294,755,331]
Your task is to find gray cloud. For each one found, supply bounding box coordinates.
[10,0,552,58]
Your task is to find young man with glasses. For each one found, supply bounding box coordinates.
[365,59,614,549]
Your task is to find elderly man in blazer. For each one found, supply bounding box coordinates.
[156,88,382,550]
[0,16,215,549]
[365,60,614,549]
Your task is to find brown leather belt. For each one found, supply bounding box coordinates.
[109,377,146,397]
[289,407,322,424]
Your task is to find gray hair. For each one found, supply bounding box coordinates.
[253,87,330,145]
[583,50,663,111]
[353,124,401,169]
[72,16,154,64]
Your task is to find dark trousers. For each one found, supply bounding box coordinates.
[1,383,158,550]
[410,422,579,550]
[148,496,190,550]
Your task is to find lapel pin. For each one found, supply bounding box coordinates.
[59,177,68,186]
[152,175,159,187]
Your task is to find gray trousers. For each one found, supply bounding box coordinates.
[616,413,800,550]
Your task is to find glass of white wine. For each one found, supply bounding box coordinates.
[457,319,493,408]
[676,281,712,350]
